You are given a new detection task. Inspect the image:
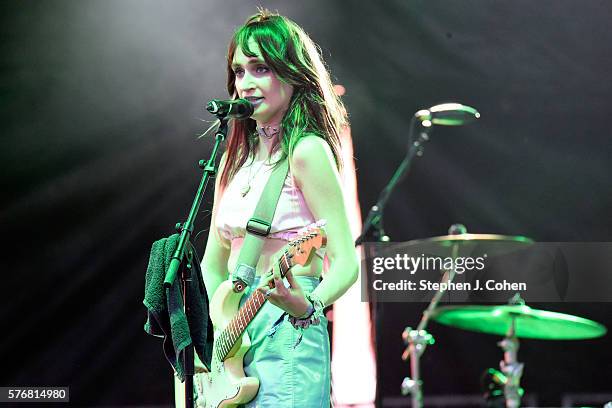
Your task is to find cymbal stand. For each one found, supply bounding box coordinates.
[401,225,465,408]
[499,315,524,408]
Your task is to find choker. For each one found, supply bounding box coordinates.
[256,124,281,140]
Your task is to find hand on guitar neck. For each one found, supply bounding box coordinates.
[256,267,311,318]
[255,224,326,319]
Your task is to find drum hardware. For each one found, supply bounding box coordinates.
[399,228,534,408]
[399,226,534,408]
[498,295,524,408]
[481,368,522,408]
[432,296,607,407]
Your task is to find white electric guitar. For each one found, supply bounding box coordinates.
[194,225,327,408]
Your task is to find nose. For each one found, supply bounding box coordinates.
[237,71,255,96]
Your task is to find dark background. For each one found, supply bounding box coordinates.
[1,1,610,406]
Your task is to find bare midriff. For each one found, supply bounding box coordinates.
[228,237,323,279]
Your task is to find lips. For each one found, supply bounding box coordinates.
[244,96,264,106]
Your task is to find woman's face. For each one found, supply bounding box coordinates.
[231,38,294,125]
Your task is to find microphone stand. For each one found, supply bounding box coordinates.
[164,116,228,408]
[355,102,479,244]
[355,117,432,246]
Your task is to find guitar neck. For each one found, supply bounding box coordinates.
[215,249,293,361]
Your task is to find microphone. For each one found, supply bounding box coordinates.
[415,103,480,126]
[206,98,254,119]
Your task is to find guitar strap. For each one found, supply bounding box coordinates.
[231,157,289,291]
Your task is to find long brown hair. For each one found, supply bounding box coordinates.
[219,9,348,189]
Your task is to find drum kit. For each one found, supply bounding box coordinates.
[397,228,607,408]
[353,104,608,407]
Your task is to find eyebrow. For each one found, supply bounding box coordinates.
[231,57,266,69]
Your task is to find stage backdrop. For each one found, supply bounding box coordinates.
[1,1,611,406]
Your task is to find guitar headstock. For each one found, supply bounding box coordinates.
[288,222,327,267]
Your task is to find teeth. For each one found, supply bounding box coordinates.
[247,97,263,105]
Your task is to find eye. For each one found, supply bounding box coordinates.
[255,65,270,73]
[233,67,244,77]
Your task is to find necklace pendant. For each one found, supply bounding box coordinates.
[241,185,251,197]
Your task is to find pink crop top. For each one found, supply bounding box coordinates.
[215,151,320,245]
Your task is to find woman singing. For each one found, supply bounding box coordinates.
[201,9,359,407]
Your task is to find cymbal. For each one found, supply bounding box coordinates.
[431,305,607,340]
[396,233,534,258]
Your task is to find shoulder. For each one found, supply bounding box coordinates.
[289,135,339,189]
[290,135,335,170]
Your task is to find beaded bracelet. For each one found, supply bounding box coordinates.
[288,292,325,330]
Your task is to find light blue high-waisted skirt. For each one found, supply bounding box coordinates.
[239,276,330,408]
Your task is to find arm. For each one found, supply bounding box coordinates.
[291,135,359,307]
[200,152,231,302]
